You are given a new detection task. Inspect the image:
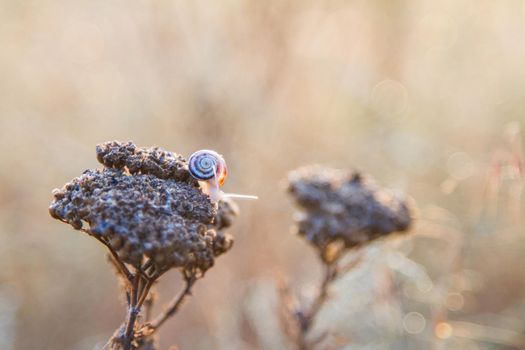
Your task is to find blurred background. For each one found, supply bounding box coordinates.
[1,1,525,349]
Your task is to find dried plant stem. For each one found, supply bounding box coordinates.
[102,255,200,350]
[304,263,337,331]
[289,253,362,350]
[123,274,141,350]
[101,252,160,350]
[294,262,337,350]
[150,274,197,330]
[137,279,155,309]
[94,234,133,282]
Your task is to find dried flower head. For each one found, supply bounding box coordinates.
[49,141,235,275]
[49,141,240,350]
[287,166,412,261]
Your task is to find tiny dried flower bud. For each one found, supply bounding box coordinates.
[214,199,239,230]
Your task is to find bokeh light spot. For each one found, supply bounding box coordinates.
[445,293,464,311]
[435,322,453,339]
[403,312,426,334]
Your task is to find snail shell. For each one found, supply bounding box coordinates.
[188,150,228,186]
[188,149,257,203]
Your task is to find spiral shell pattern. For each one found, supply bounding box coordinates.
[188,150,228,186]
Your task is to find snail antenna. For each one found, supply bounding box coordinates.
[223,193,259,200]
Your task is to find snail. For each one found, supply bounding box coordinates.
[188,150,258,203]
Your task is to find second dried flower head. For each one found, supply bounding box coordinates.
[288,166,412,261]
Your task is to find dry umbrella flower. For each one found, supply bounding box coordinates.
[281,165,413,349]
[49,141,238,350]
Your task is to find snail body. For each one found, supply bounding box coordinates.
[188,150,258,203]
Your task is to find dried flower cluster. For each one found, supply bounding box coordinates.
[96,141,195,183]
[287,166,412,261]
[49,141,235,275]
[49,141,238,350]
[282,166,414,349]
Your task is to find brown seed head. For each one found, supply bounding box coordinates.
[287,166,412,261]
[49,141,236,274]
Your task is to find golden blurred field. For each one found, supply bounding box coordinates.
[1,1,525,349]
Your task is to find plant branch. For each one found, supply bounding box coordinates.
[149,274,197,331]
[121,273,141,350]
[302,262,338,331]
[90,233,133,282]
[290,252,362,350]
[137,279,155,309]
